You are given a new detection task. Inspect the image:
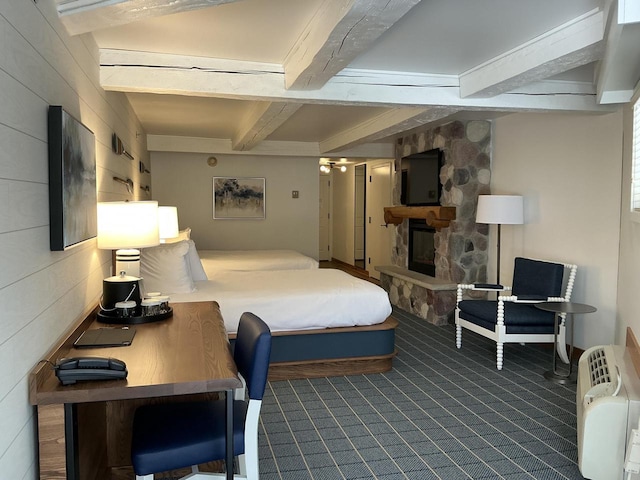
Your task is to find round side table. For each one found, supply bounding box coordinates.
[535,301,597,385]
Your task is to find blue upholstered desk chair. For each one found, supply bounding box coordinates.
[455,257,577,370]
[131,312,272,480]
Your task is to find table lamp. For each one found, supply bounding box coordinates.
[158,206,179,242]
[97,201,160,278]
[476,195,524,284]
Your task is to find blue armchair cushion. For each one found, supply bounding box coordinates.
[458,300,556,334]
[132,399,248,476]
[512,257,563,298]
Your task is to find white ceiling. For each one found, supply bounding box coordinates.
[56,0,640,158]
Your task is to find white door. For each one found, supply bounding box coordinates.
[366,163,393,280]
[319,174,331,261]
[354,165,366,263]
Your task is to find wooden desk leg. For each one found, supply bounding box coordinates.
[226,389,233,480]
[37,404,68,480]
[64,404,80,480]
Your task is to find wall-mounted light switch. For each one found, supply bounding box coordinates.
[292,190,299,198]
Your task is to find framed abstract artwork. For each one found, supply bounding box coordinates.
[48,106,97,250]
[213,177,265,219]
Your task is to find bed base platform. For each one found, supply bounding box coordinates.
[230,317,398,380]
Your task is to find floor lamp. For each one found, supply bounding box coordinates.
[476,195,524,285]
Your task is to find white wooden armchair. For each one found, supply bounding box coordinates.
[455,257,577,370]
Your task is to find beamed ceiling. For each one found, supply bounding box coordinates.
[55,0,640,158]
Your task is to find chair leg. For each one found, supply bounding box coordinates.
[243,436,259,480]
[237,453,247,476]
[496,342,504,370]
[456,325,462,349]
[556,323,570,364]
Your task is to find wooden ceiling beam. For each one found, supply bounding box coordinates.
[146,135,394,158]
[596,0,640,104]
[55,0,239,36]
[459,8,605,98]
[100,49,616,113]
[319,107,457,153]
[232,102,303,151]
[283,0,421,90]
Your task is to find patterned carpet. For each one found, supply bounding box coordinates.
[257,307,583,480]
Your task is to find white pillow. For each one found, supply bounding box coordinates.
[187,240,208,281]
[140,241,195,294]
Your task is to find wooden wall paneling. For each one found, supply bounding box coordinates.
[0,243,100,344]
[0,227,51,289]
[0,179,49,233]
[0,69,48,140]
[0,1,146,477]
[0,123,48,182]
[4,277,104,409]
[1,2,145,174]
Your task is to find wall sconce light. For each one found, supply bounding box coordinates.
[139,161,150,174]
[112,133,134,160]
[113,176,134,194]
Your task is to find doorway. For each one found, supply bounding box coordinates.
[319,174,331,261]
[354,164,366,269]
[366,162,393,280]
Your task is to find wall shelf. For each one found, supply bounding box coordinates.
[383,206,456,229]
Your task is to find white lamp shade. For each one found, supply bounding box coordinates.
[476,195,524,225]
[158,206,179,240]
[97,201,160,249]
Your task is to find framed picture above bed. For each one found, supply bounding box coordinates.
[48,106,97,250]
[213,177,265,219]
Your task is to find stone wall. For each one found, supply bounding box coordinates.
[393,120,492,284]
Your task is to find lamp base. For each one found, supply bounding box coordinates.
[115,249,141,278]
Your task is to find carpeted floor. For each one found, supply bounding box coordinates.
[257,307,583,480]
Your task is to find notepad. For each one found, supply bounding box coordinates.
[73,327,136,348]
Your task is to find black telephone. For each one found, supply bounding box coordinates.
[54,357,127,385]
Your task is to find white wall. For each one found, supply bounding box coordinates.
[616,96,640,345]
[492,111,623,349]
[151,152,319,259]
[331,166,356,264]
[0,1,146,478]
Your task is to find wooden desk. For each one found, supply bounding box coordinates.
[29,301,242,480]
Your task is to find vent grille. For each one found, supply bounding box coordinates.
[587,347,612,386]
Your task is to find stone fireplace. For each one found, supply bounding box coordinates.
[378,120,492,325]
[408,219,436,276]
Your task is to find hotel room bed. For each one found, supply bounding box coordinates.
[169,268,396,380]
[198,249,318,277]
[141,240,397,380]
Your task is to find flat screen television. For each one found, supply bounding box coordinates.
[400,148,444,206]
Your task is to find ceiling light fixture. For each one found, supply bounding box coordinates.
[320,162,347,173]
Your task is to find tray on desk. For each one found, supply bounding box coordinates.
[97,306,173,325]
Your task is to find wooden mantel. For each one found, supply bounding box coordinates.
[384,206,456,229]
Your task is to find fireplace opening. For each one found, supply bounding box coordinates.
[408,219,436,276]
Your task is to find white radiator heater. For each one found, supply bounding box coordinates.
[577,345,640,480]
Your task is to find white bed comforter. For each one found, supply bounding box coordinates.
[198,249,318,277]
[169,268,391,334]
